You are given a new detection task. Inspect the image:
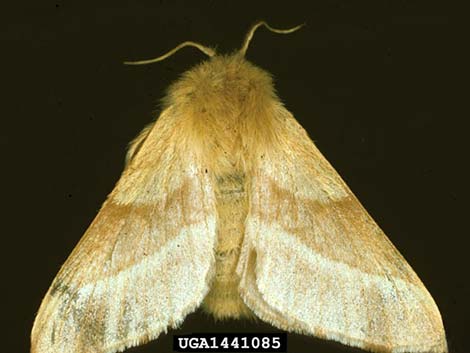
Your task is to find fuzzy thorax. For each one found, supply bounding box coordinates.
[163,53,277,116]
[162,54,281,177]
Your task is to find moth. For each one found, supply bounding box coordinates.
[32,21,447,353]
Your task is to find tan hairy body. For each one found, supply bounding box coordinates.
[153,54,278,319]
[32,22,447,353]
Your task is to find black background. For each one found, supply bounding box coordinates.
[3,1,466,353]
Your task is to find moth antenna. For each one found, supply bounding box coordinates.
[240,20,304,57]
[124,41,216,65]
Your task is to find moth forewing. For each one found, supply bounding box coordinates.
[237,106,447,353]
[31,110,218,353]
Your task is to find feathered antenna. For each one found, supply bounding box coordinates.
[124,41,216,65]
[240,20,304,56]
[123,21,304,65]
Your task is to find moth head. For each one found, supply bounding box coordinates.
[123,21,305,156]
[123,21,304,65]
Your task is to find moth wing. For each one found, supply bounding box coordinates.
[32,109,217,353]
[237,108,447,353]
